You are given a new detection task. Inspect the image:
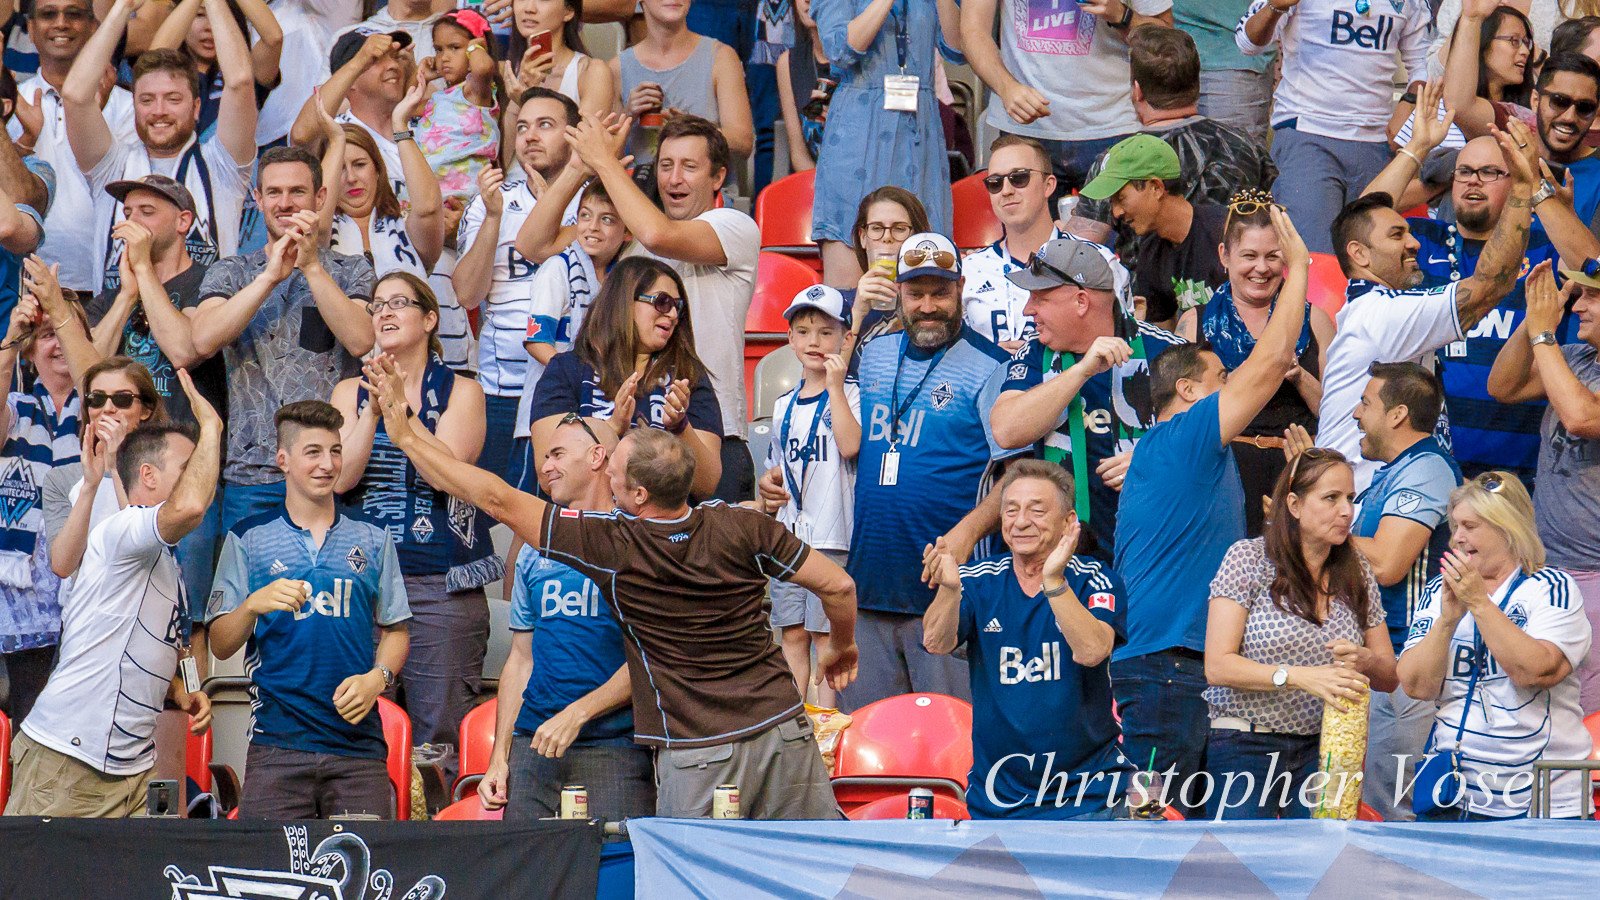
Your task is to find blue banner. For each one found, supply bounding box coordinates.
[628,819,1600,899]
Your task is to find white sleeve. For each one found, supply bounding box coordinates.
[1425,0,1461,80]
[1236,0,1286,55]
[84,138,132,188]
[1365,283,1464,360]
[525,249,576,343]
[203,132,255,186]
[1521,573,1593,670]
[1399,0,1432,86]
[702,209,761,280]
[846,380,861,422]
[1129,0,1170,13]
[458,195,488,254]
[102,504,173,559]
[1403,579,1445,654]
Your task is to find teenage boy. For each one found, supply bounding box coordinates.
[207,400,411,820]
[962,135,1061,352]
[757,284,861,705]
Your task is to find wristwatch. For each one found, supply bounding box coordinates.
[1272,666,1290,689]
[392,129,416,144]
[1531,330,1559,348]
[1112,2,1134,28]
[377,664,395,688]
[1532,179,1557,207]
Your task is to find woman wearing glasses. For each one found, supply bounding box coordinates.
[1398,472,1593,820]
[1203,448,1397,819]
[842,186,931,373]
[1396,2,1535,154]
[528,256,724,498]
[331,272,502,748]
[1180,192,1335,537]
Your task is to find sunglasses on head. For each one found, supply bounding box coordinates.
[1544,91,1599,118]
[1024,252,1080,288]
[560,411,602,445]
[1475,472,1508,494]
[1226,188,1277,217]
[982,169,1047,194]
[85,389,147,410]
[900,247,957,269]
[1285,446,1335,486]
[635,292,685,315]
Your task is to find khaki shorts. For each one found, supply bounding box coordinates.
[654,712,843,820]
[3,732,152,817]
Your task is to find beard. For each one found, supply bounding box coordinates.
[1455,202,1495,234]
[901,305,962,349]
[136,117,195,154]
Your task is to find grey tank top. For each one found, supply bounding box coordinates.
[618,36,723,162]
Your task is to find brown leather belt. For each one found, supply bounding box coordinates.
[1232,435,1287,449]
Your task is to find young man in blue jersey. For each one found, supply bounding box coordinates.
[207,400,411,819]
[923,460,1134,819]
[1112,202,1311,818]
[479,415,655,825]
[1348,361,1462,820]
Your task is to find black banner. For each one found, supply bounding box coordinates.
[0,818,602,899]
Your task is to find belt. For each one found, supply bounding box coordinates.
[1233,435,1287,449]
[1210,716,1285,734]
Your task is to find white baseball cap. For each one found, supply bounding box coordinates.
[783,283,849,324]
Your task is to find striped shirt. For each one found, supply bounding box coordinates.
[0,383,79,652]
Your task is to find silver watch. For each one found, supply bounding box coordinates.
[377,664,395,688]
[1272,665,1290,689]
[1531,180,1557,206]
[1531,330,1559,348]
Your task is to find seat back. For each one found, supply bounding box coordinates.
[754,170,817,257]
[434,796,505,820]
[1308,252,1349,317]
[377,698,413,820]
[0,709,10,810]
[752,346,804,419]
[187,718,213,794]
[845,792,970,821]
[951,173,1002,251]
[833,693,973,788]
[1584,711,1600,759]
[458,699,498,780]
[748,253,820,336]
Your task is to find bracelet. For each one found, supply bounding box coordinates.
[1396,146,1424,168]
[1111,1,1134,28]
[392,129,415,143]
[1042,580,1071,598]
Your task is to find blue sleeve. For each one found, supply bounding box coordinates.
[956,575,977,646]
[206,531,251,622]
[509,550,537,632]
[1188,391,1227,456]
[1001,343,1042,393]
[814,0,866,70]
[23,155,54,218]
[528,353,582,422]
[1078,561,1128,647]
[1379,455,1455,529]
[688,373,724,436]
[978,360,1021,461]
[374,531,411,625]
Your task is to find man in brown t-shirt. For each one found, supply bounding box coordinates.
[366,358,859,819]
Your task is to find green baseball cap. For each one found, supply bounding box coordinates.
[1079,134,1182,201]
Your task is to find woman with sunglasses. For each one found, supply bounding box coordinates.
[1203,448,1398,819]
[841,186,931,373]
[528,256,723,498]
[1398,472,1593,820]
[1179,194,1335,537]
[331,272,502,748]
[0,261,100,727]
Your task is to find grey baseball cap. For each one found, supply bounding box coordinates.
[1006,237,1119,292]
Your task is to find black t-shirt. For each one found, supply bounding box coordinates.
[87,262,228,426]
[1133,203,1229,324]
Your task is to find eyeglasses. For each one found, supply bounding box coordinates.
[982,169,1048,194]
[863,222,914,241]
[900,247,957,270]
[1226,188,1276,217]
[1453,165,1510,183]
[366,296,420,315]
[85,390,147,410]
[1543,91,1600,119]
[1023,252,1079,288]
[1491,34,1535,51]
[636,292,685,315]
[1284,446,1335,487]
[560,411,602,445]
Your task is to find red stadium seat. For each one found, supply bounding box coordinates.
[0,710,10,810]
[951,173,1003,251]
[187,717,213,794]
[1161,804,1185,821]
[832,693,973,813]
[1585,711,1600,758]
[1308,252,1350,318]
[846,792,971,820]
[744,253,820,415]
[754,170,819,270]
[453,698,498,802]
[434,796,505,820]
[378,698,413,820]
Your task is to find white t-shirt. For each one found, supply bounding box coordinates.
[1317,280,1462,491]
[630,207,760,438]
[458,181,581,395]
[11,76,136,291]
[259,0,337,145]
[329,212,429,280]
[1403,568,1593,818]
[984,0,1171,142]
[22,504,184,776]
[1237,0,1430,143]
[515,243,598,439]
[960,231,1061,346]
[764,380,860,551]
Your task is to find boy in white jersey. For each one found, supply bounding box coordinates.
[755,285,861,704]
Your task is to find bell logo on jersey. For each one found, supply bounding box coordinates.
[1330,11,1397,50]
[867,404,928,446]
[293,579,355,621]
[1087,592,1115,612]
[541,578,602,618]
[999,643,1062,685]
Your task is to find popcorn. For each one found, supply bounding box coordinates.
[1312,689,1370,820]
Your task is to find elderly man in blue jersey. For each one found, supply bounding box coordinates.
[923,459,1134,819]
[478,414,654,827]
[208,400,411,820]
[1348,361,1462,820]
[831,231,1019,713]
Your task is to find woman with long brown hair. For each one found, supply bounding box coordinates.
[1202,448,1399,818]
[527,256,723,497]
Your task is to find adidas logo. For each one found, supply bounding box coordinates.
[976,281,995,293]
[268,560,287,575]
[983,618,1003,633]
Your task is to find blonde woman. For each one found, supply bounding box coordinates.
[1398,472,1594,820]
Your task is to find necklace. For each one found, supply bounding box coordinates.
[1446,224,1464,283]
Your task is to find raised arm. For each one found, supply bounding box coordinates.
[1440,0,1498,138]
[62,0,135,173]
[1454,121,1537,330]
[120,221,201,367]
[149,0,202,52]
[1217,205,1309,442]
[236,0,284,87]
[206,0,262,167]
[510,157,581,264]
[453,166,506,309]
[287,210,375,355]
[50,421,120,577]
[291,34,396,151]
[24,257,100,381]
[1524,263,1600,438]
[1240,0,1294,52]
[155,369,223,543]
[313,92,345,244]
[1039,524,1115,667]
[1364,79,1454,202]
[392,74,444,272]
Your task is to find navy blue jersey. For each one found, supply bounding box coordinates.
[528,351,724,436]
[207,509,410,759]
[957,554,1134,819]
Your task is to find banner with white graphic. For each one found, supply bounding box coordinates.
[629,819,1600,899]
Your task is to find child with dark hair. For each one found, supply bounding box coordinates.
[417,9,502,204]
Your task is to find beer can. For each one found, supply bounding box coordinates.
[713,783,741,819]
[907,787,934,819]
[561,785,588,819]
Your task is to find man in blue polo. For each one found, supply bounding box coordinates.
[837,232,1018,712]
[923,460,1134,819]
[1349,362,1462,820]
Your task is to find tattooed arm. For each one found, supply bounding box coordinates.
[1454,121,1537,331]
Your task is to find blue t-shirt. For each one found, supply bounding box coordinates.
[1113,392,1245,661]
[850,326,1017,615]
[527,351,724,436]
[508,545,633,744]
[207,509,411,760]
[1000,322,1185,558]
[1411,217,1571,480]
[1352,436,1462,655]
[957,553,1133,819]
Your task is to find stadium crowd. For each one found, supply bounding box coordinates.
[0,0,1596,827]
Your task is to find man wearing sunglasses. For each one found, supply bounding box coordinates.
[961,135,1060,352]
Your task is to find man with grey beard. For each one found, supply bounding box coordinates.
[815,232,1021,711]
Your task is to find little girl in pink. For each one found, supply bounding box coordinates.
[416,9,501,203]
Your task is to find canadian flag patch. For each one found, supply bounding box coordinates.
[559,509,582,519]
[1087,593,1115,612]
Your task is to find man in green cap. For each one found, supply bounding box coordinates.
[1081,134,1227,331]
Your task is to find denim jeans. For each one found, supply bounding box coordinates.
[1269,128,1394,254]
[1203,728,1321,820]
[221,480,287,536]
[1034,133,1135,200]
[1197,69,1273,148]
[1364,687,1436,821]
[177,499,222,626]
[1109,648,1210,818]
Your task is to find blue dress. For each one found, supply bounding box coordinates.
[811,0,952,243]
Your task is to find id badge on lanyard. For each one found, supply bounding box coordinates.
[880,446,900,485]
[884,0,918,112]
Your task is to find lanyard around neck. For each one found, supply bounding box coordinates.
[778,384,828,514]
[889,339,948,446]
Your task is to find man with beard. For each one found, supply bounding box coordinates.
[62,0,258,293]
[1318,119,1541,492]
[824,232,1021,711]
[290,28,415,197]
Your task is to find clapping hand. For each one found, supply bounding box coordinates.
[21,257,67,324]
[1405,80,1456,156]
[361,354,415,439]
[661,378,692,433]
[609,371,642,435]
[1489,117,1542,188]
[177,368,221,434]
[1281,423,1315,462]
[1042,519,1081,588]
[921,536,962,590]
[1523,260,1561,336]
[1440,549,1491,613]
[1268,203,1309,271]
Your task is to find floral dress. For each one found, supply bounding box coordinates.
[418,83,500,202]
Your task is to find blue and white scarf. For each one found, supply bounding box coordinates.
[1200,282,1313,371]
[0,380,80,588]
